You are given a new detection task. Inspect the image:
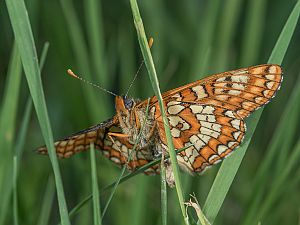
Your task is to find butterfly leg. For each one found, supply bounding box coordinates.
[107,132,130,154]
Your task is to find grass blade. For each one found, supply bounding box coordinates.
[37,176,55,225]
[84,0,108,86]
[12,156,19,225]
[5,0,71,224]
[59,0,109,121]
[214,0,243,70]
[203,0,300,223]
[240,0,267,66]
[129,0,189,224]
[242,74,300,225]
[256,138,300,222]
[0,42,49,225]
[0,43,22,225]
[90,144,102,225]
[161,161,167,225]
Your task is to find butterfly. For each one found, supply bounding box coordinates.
[37,64,282,180]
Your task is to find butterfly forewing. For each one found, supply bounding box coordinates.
[148,64,282,118]
[37,117,159,174]
[146,64,282,172]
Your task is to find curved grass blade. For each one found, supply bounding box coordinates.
[12,156,18,225]
[5,0,71,224]
[37,176,55,225]
[90,144,102,225]
[0,44,22,225]
[129,0,189,224]
[203,0,300,223]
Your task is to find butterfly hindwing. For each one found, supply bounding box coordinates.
[154,102,246,173]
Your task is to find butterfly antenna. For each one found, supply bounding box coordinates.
[67,69,117,97]
[125,37,154,98]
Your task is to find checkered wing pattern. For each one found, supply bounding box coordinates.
[148,64,282,173]
[37,118,159,174]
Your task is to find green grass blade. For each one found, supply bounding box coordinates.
[256,138,300,222]
[90,144,102,225]
[161,161,167,225]
[268,0,300,64]
[0,43,22,225]
[190,0,220,76]
[203,0,300,223]
[240,0,267,66]
[129,1,189,224]
[0,42,49,225]
[214,0,243,71]
[129,178,150,225]
[5,0,71,224]
[242,74,300,225]
[37,176,55,225]
[84,0,108,86]
[59,0,109,121]
[12,156,19,225]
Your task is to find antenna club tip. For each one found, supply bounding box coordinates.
[67,69,78,78]
[148,37,154,48]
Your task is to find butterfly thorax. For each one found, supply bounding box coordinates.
[115,96,157,150]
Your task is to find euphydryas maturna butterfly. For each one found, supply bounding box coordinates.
[38,64,282,183]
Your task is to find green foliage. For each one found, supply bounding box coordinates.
[1,0,300,224]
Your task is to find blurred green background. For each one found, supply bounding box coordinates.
[1,0,300,224]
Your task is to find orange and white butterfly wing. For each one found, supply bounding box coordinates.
[146,64,282,172]
[153,103,246,173]
[37,117,159,174]
[154,64,282,118]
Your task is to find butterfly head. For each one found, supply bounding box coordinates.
[115,95,136,113]
[115,95,141,131]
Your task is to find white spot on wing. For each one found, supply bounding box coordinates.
[231,75,249,83]
[232,83,245,90]
[217,145,228,155]
[233,131,241,140]
[266,81,275,89]
[200,127,219,138]
[231,119,241,130]
[228,90,241,95]
[208,154,219,163]
[190,105,204,114]
[216,77,226,82]
[171,128,181,138]
[168,104,185,115]
[212,123,221,132]
[268,65,277,74]
[207,115,216,122]
[225,111,235,118]
[190,135,206,150]
[266,74,275,80]
[202,106,214,114]
[228,141,237,148]
[192,85,208,99]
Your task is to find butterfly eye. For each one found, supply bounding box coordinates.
[123,96,134,110]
